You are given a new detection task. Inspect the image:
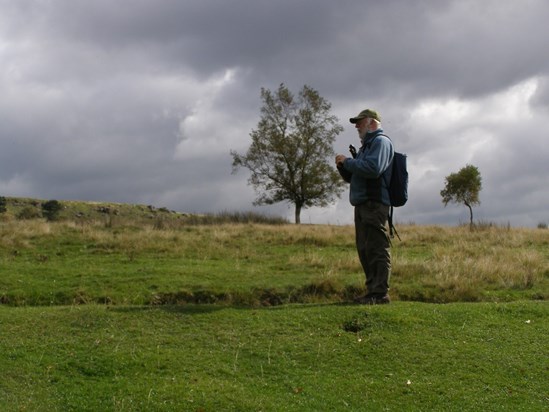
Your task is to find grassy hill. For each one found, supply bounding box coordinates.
[1,196,187,223]
[0,199,548,410]
[0,196,287,227]
[0,198,547,306]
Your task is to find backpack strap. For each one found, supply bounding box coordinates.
[376,134,392,186]
[387,206,401,241]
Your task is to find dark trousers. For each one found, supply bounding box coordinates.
[354,201,391,296]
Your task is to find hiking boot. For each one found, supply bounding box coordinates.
[353,294,372,304]
[354,294,390,305]
[374,294,390,304]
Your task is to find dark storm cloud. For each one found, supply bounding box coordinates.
[1,0,548,226]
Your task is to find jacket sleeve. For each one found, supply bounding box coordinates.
[342,136,393,178]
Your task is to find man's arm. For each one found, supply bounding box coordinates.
[335,154,352,183]
[343,137,392,178]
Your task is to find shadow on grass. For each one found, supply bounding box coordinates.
[109,304,225,315]
[107,291,367,316]
[8,278,539,310]
[147,281,366,307]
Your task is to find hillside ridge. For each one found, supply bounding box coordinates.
[0,196,187,222]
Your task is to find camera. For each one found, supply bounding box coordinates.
[349,144,357,159]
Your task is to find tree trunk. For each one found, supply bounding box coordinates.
[465,202,473,227]
[295,203,302,224]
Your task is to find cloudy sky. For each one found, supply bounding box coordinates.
[1,0,548,227]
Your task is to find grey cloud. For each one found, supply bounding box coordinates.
[1,0,549,226]
[6,0,547,98]
[531,76,549,109]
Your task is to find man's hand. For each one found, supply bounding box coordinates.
[335,154,347,168]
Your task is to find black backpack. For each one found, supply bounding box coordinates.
[384,148,408,240]
[386,151,408,207]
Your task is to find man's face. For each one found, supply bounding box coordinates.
[355,118,370,140]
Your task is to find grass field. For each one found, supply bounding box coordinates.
[1,219,547,306]
[0,198,548,411]
[1,302,548,411]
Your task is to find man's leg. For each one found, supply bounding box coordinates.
[355,201,391,298]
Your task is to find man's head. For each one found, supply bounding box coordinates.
[350,109,381,140]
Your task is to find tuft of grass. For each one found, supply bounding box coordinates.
[390,225,549,303]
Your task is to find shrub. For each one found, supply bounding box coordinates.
[0,196,7,214]
[17,206,42,220]
[42,200,63,221]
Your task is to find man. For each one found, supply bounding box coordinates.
[335,109,394,305]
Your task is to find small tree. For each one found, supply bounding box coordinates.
[42,200,63,221]
[440,164,482,226]
[0,196,7,214]
[231,83,345,224]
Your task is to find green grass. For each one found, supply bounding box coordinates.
[1,302,548,411]
[0,198,548,410]
[1,218,547,306]
[0,222,354,306]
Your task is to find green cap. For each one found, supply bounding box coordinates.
[349,109,381,124]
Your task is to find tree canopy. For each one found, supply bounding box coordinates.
[231,84,344,224]
[440,164,482,226]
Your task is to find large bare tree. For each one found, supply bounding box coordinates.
[231,84,344,224]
